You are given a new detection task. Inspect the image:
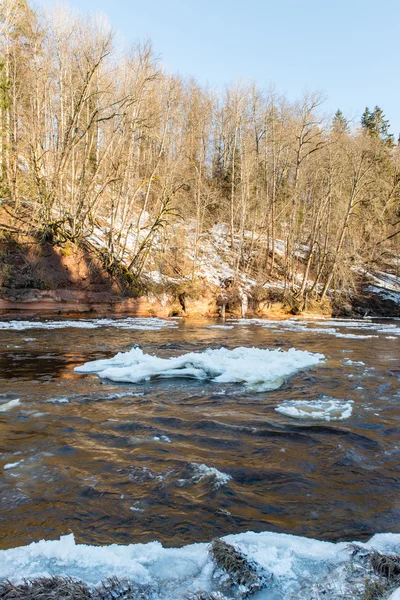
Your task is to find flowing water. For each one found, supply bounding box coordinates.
[0,316,399,598]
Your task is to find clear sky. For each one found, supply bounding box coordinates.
[36,0,400,136]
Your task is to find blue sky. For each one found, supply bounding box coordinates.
[36,0,399,136]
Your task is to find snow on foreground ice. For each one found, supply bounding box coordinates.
[275,398,353,421]
[74,346,324,392]
[1,531,400,599]
[0,317,177,331]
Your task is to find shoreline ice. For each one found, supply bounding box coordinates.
[0,318,177,331]
[1,531,399,599]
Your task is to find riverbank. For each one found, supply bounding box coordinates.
[0,288,324,319]
[1,233,399,319]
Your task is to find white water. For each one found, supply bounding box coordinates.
[1,531,399,599]
[74,346,324,392]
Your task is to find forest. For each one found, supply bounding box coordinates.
[1,0,399,312]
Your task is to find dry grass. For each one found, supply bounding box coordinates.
[363,579,389,600]
[209,538,270,597]
[370,552,400,584]
[0,577,93,599]
[0,577,151,600]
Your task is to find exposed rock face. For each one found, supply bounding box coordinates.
[1,236,398,318]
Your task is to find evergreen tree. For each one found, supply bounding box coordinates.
[361,105,394,145]
[332,109,349,134]
[361,107,373,133]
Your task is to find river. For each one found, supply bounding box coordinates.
[0,316,399,598]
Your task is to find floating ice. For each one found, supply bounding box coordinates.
[0,318,177,331]
[0,399,20,412]
[74,346,324,392]
[1,531,400,599]
[189,463,232,488]
[344,359,365,366]
[275,398,353,421]
[3,460,23,470]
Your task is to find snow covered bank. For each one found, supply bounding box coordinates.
[74,346,324,392]
[0,531,399,599]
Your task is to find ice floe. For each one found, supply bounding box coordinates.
[275,398,353,421]
[0,398,20,412]
[3,460,23,470]
[0,531,400,599]
[74,346,324,392]
[0,317,177,331]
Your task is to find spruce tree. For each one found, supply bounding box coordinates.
[361,105,394,145]
[332,109,349,134]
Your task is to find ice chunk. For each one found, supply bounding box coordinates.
[0,399,20,412]
[4,460,23,470]
[74,346,324,392]
[189,463,232,489]
[46,397,69,404]
[275,398,353,421]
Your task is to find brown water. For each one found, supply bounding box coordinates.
[0,317,399,551]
